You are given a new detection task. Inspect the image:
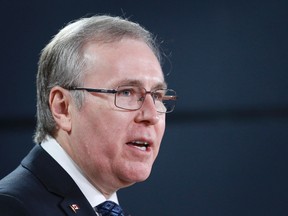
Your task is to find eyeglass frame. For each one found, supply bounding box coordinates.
[68,85,177,113]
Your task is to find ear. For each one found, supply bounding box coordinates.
[49,86,72,132]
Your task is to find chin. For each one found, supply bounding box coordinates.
[121,166,152,185]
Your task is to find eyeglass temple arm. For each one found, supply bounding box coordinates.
[163,95,178,101]
[69,87,117,94]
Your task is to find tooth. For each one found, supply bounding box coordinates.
[133,141,149,145]
[134,146,147,151]
[134,141,143,144]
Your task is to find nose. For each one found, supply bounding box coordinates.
[134,94,160,125]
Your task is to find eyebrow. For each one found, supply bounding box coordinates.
[115,79,168,89]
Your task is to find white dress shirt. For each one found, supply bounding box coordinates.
[41,136,119,208]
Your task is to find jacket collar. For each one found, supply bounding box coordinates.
[21,145,97,216]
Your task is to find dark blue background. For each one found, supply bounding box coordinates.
[1,0,287,215]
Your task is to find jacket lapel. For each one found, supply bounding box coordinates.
[22,145,97,216]
[60,198,96,216]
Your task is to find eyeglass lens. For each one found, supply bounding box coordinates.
[114,86,176,113]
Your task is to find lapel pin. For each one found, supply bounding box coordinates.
[69,204,80,213]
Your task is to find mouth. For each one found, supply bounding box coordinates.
[126,140,150,151]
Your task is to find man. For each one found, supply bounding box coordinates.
[0,15,177,215]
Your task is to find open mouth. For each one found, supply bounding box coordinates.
[127,140,150,151]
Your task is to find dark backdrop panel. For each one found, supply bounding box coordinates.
[1,0,288,215]
[1,118,287,215]
[121,119,288,215]
[1,0,288,117]
[0,130,34,177]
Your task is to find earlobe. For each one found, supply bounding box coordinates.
[49,86,72,132]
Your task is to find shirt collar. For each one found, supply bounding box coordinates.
[41,136,119,207]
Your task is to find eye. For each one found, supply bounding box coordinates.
[152,90,165,101]
[117,87,136,97]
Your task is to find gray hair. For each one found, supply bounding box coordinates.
[34,15,162,144]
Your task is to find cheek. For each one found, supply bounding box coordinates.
[157,117,166,140]
[81,111,130,153]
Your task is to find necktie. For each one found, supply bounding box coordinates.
[95,201,125,216]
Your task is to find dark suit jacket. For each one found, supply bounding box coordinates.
[0,145,97,216]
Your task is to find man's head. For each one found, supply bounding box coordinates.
[35,15,162,143]
[34,15,174,196]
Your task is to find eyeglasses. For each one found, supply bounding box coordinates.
[68,85,177,113]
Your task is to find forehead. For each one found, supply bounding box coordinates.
[82,38,165,89]
[115,79,167,90]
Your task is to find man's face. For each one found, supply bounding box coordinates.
[68,38,166,194]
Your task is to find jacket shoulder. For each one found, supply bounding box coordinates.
[0,193,30,216]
